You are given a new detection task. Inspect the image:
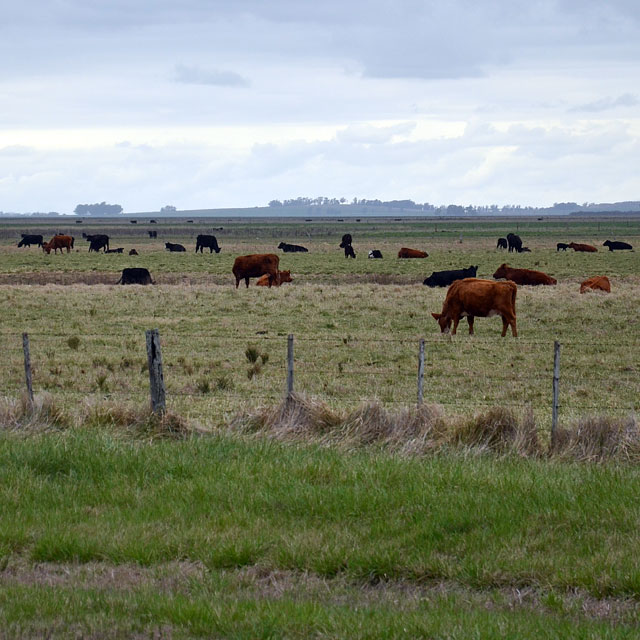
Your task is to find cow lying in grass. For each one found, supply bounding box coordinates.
[580,276,611,294]
[256,270,293,286]
[493,263,556,286]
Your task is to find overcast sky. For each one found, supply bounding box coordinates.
[1,0,639,213]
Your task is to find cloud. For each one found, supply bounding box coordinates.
[173,64,250,87]
[569,93,638,112]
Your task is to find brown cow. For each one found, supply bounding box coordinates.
[42,235,74,254]
[568,242,598,253]
[493,263,557,286]
[256,270,293,287]
[398,247,428,258]
[580,275,611,294]
[432,278,518,337]
[232,253,280,288]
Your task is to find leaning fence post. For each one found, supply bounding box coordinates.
[417,338,425,407]
[145,329,166,415]
[286,334,294,398]
[551,340,561,449]
[22,333,34,408]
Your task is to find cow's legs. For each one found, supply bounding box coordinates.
[467,316,475,335]
[451,318,460,335]
[245,277,250,288]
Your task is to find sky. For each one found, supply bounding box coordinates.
[1,0,640,214]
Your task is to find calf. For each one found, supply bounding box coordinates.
[129,249,138,256]
[580,276,611,294]
[496,237,508,250]
[493,263,556,286]
[165,242,186,252]
[232,253,280,288]
[556,243,569,251]
[256,270,293,286]
[116,268,154,285]
[398,247,428,258]
[568,242,597,253]
[603,240,633,251]
[423,265,478,287]
[17,234,43,248]
[368,250,383,259]
[432,278,518,337]
[278,242,308,253]
[195,234,221,253]
[105,248,124,254]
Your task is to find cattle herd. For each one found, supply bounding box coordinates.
[14,228,634,335]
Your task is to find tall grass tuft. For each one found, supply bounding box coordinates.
[0,393,72,431]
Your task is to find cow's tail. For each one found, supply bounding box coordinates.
[71,236,75,248]
[510,281,517,311]
[116,274,123,285]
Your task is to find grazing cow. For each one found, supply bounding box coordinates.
[423,265,478,287]
[42,235,74,254]
[278,241,308,253]
[129,249,138,256]
[432,278,518,337]
[557,243,569,251]
[497,237,508,250]
[507,233,522,253]
[493,263,556,286]
[148,230,158,239]
[568,242,597,253]
[105,248,124,254]
[17,234,43,248]
[232,253,280,288]
[165,242,186,252]
[398,247,428,258]
[256,270,293,286]
[580,275,611,294]
[85,234,109,252]
[603,240,633,251]
[195,234,221,254]
[116,267,154,285]
[368,250,383,259]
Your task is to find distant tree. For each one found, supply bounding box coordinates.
[74,202,123,216]
[160,205,177,213]
[268,200,283,207]
[446,204,465,216]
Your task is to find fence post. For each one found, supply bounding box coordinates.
[286,334,294,398]
[417,338,425,407]
[145,329,166,415]
[22,333,34,408]
[551,340,561,449]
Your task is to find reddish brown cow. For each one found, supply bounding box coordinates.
[432,278,518,337]
[42,235,74,254]
[568,242,598,253]
[398,247,428,258]
[493,263,557,286]
[580,275,611,294]
[256,270,293,287]
[232,253,280,288]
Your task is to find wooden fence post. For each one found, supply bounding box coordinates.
[22,333,34,408]
[145,329,166,414]
[286,334,294,398]
[551,340,561,449]
[417,338,425,407]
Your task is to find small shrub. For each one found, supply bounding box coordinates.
[245,345,260,363]
[67,336,80,350]
[196,377,211,394]
[95,374,109,392]
[216,375,233,391]
[247,362,262,380]
[260,353,269,365]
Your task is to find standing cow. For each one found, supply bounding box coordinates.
[42,235,74,254]
[84,234,110,252]
[17,234,44,248]
[195,235,221,253]
[232,254,280,288]
[496,238,508,250]
[506,233,522,253]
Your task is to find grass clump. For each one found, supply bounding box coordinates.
[66,336,80,350]
[0,393,72,431]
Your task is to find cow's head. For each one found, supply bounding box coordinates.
[493,264,508,279]
[431,312,452,334]
[278,270,293,284]
[42,244,52,254]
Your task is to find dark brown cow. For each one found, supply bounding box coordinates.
[568,242,598,253]
[256,270,293,286]
[42,235,74,254]
[232,253,280,288]
[432,278,518,337]
[493,263,557,286]
[398,247,428,258]
[580,276,611,294]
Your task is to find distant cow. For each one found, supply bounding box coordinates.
[556,243,569,251]
[256,270,293,286]
[195,234,221,254]
[493,263,556,286]
[344,245,356,259]
[148,230,158,239]
[116,267,154,285]
[165,242,186,252]
[603,240,633,251]
[423,265,478,287]
[580,275,611,294]
[42,235,74,254]
[507,233,522,253]
[105,248,124,254]
[232,253,280,288]
[85,234,109,252]
[368,250,383,259]
[17,234,43,248]
[568,242,597,253]
[129,249,138,256]
[398,247,428,258]
[496,237,508,250]
[278,241,308,253]
[432,278,518,337]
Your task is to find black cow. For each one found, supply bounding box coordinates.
[165,242,186,252]
[603,240,633,251]
[557,243,569,251]
[507,233,522,253]
[105,248,124,254]
[85,234,109,252]
[278,241,308,253]
[496,237,508,250]
[148,230,158,239]
[339,234,352,248]
[17,234,44,248]
[116,268,154,285]
[368,250,383,259]
[129,249,138,255]
[423,265,478,287]
[344,245,356,259]
[195,234,221,254]
[519,247,531,253]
